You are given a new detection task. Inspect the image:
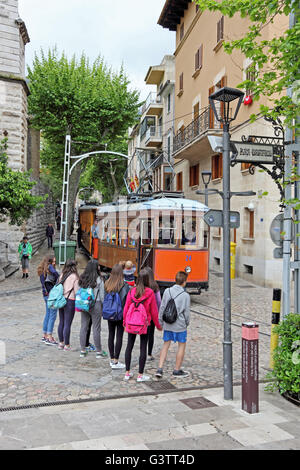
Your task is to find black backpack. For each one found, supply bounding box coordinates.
[162,290,184,324]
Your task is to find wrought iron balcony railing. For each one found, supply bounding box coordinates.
[173,106,221,154]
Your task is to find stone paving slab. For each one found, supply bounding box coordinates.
[0,237,299,450]
[0,385,298,450]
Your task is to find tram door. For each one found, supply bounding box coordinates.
[139,219,154,270]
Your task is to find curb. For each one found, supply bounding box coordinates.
[0,286,40,297]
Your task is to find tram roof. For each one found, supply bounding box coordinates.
[95,197,208,215]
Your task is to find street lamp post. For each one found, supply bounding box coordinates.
[201,170,212,207]
[209,87,244,400]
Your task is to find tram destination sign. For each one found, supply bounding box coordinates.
[231,141,274,164]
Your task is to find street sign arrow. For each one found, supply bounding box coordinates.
[204,209,240,228]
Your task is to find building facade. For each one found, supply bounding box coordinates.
[0,0,55,279]
[158,0,289,287]
[127,55,176,194]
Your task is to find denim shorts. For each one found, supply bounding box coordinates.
[163,330,187,343]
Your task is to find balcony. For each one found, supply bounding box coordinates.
[173,106,222,163]
[139,92,163,117]
[145,126,162,147]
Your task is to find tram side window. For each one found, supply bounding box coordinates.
[158,215,176,246]
[141,220,153,245]
[128,220,140,248]
[119,229,128,247]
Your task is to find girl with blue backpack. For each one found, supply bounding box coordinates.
[77,260,107,359]
[37,255,59,345]
[103,264,130,369]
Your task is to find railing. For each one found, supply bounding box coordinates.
[139,92,162,115]
[145,126,162,143]
[173,106,221,154]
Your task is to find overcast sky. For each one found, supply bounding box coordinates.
[18,0,175,100]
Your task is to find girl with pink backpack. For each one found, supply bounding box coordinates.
[122,268,162,382]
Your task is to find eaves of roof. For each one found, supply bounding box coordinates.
[158,0,191,31]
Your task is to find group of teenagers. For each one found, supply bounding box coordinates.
[38,255,191,382]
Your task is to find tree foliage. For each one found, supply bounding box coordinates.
[0,138,45,225]
[27,49,140,229]
[195,0,300,130]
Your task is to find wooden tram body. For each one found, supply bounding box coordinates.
[79,193,210,294]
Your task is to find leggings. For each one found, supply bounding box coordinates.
[80,302,102,352]
[107,320,124,360]
[147,320,155,356]
[58,299,75,345]
[125,331,148,374]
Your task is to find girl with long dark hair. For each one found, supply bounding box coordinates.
[78,259,107,359]
[122,268,162,382]
[57,259,79,351]
[104,264,130,369]
[37,255,59,345]
[143,266,161,361]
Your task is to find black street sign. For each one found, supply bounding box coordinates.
[204,209,240,228]
[231,141,274,164]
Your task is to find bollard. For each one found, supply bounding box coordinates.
[242,322,259,414]
[230,242,237,279]
[270,288,281,369]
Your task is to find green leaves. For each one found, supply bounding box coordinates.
[0,139,45,225]
[27,48,141,203]
[265,313,300,396]
[195,0,300,131]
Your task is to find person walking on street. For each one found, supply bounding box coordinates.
[144,266,161,362]
[18,236,32,279]
[123,268,162,382]
[46,223,55,248]
[156,271,190,379]
[78,260,108,359]
[57,259,79,351]
[103,264,130,369]
[56,213,61,231]
[37,256,59,345]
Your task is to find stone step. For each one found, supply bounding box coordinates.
[3,263,19,278]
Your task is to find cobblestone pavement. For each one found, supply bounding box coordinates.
[0,238,277,410]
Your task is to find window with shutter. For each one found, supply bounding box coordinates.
[176,172,183,191]
[179,73,183,91]
[189,164,199,187]
[215,16,224,51]
[212,154,223,180]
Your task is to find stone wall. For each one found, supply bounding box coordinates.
[24,179,56,253]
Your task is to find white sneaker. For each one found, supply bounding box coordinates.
[124,372,133,381]
[137,374,150,382]
[111,362,125,369]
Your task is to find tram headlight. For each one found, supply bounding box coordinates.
[185,266,192,274]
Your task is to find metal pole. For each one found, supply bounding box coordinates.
[282,8,297,317]
[204,184,208,207]
[294,149,300,313]
[222,122,233,400]
[59,135,71,265]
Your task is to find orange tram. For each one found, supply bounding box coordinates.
[78,192,210,294]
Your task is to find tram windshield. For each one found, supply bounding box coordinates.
[181,215,207,248]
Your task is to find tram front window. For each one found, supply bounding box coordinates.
[158,216,176,246]
[182,218,196,245]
